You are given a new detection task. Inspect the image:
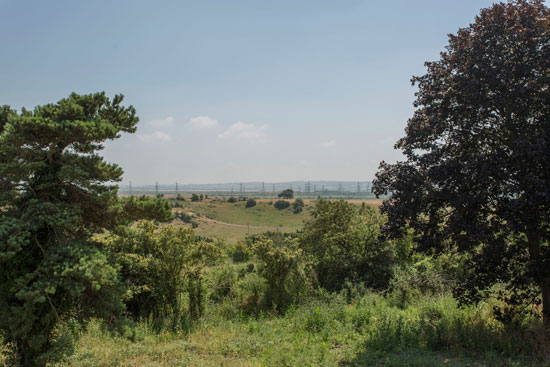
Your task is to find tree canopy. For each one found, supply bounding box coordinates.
[373,0,550,325]
[0,93,171,366]
[278,189,294,199]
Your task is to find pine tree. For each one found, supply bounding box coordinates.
[0,93,171,366]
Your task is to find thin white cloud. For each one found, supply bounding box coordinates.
[188,116,218,128]
[218,122,267,143]
[146,116,175,128]
[137,131,172,142]
[320,140,337,148]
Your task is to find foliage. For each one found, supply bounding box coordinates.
[175,194,185,201]
[245,231,298,247]
[274,200,290,210]
[205,263,266,316]
[104,222,224,325]
[253,237,312,312]
[173,211,194,224]
[227,196,238,203]
[117,195,172,223]
[57,291,545,367]
[373,0,550,325]
[278,189,294,199]
[245,198,257,208]
[292,198,304,214]
[191,193,200,202]
[227,242,252,263]
[299,199,411,291]
[388,254,462,308]
[0,93,171,366]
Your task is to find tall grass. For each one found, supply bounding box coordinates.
[45,291,547,367]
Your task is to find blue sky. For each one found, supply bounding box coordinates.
[1,0,500,185]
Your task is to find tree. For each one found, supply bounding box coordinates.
[278,189,294,199]
[0,93,171,366]
[373,1,550,326]
[245,198,257,208]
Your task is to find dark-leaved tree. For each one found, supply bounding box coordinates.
[0,93,172,366]
[373,0,550,326]
[278,189,294,199]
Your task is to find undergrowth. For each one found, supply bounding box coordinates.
[46,291,547,367]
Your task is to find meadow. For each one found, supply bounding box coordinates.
[170,196,381,243]
[57,292,543,367]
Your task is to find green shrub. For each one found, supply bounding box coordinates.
[292,198,304,214]
[174,211,193,223]
[227,242,252,263]
[206,263,266,317]
[227,196,238,203]
[104,222,224,325]
[207,265,238,303]
[191,193,200,202]
[388,255,456,308]
[299,199,412,291]
[245,198,257,208]
[253,237,312,312]
[274,200,290,210]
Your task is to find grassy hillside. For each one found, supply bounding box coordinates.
[180,199,310,229]
[170,197,382,243]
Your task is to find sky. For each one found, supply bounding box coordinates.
[1,0,501,185]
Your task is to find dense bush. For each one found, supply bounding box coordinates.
[299,199,411,291]
[253,237,312,312]
[227,242,252,263]
[191,193,200,202]
[274,200,290,210]
[227,196,238,203]
[245,198,257,208]
[245,231,298,247]
[388,254,460,308]
[174,211,193,224]
[292,198,304,214]
[104,222,224,326]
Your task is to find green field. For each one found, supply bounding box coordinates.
[174,199,284,239]
[180,199,310,228]
[173,199,309,242]
[170,198,381,243]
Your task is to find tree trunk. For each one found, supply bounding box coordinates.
[527,229,550,329]
[542,281,550,329]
